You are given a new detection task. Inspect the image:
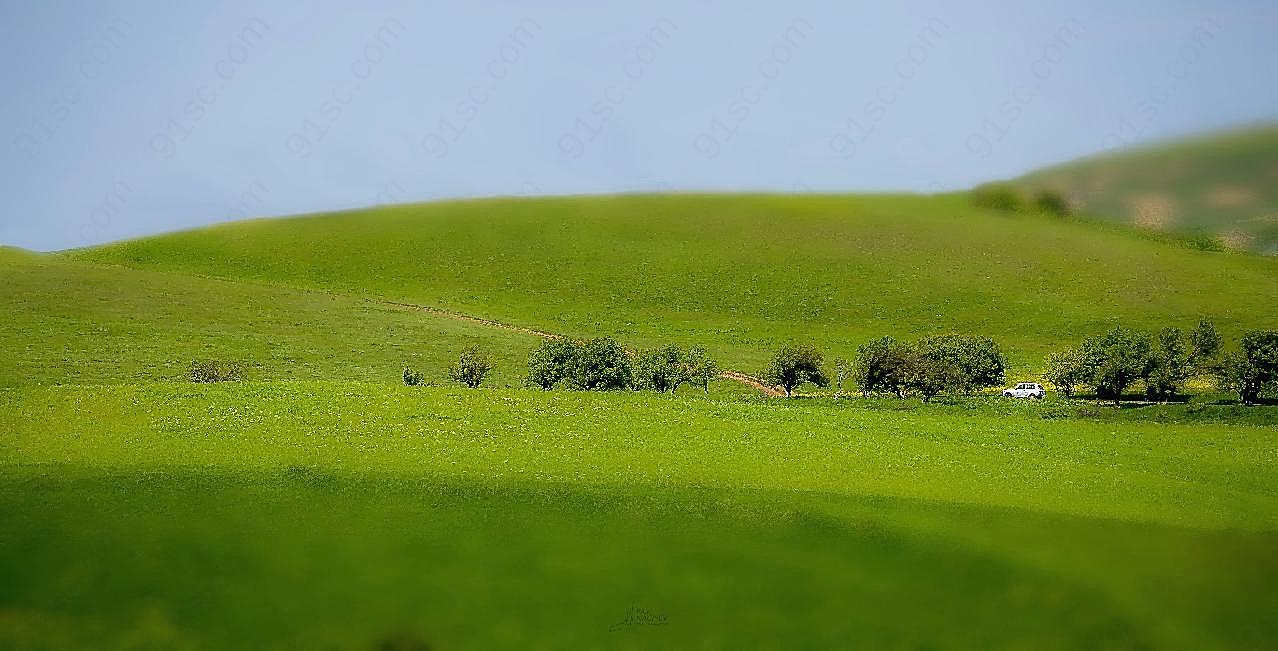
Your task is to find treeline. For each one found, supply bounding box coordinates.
[1044,322,1278,405]
[526,337,718,393]
[768,335,1007,400]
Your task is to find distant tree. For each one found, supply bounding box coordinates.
[1145,327,1190,401]
[901,339,964,402]
[633,345,686,393]
[832,358,853,397]
[526,339,579,389]
[448,346,491,388]
[682,346,719,394]
[1189,319,1223,370]
[570,337,632,391]
[1043,347,1089,398]
[970,183,1025,212]
[764,345,828,397]
[1215,330,1278,405]
[1080,327,1153,405]
[190,360,243,383]
[1032,188,1072,216]
[933,334,1006,395]
[852,336,910,397]
[402,366,424,386]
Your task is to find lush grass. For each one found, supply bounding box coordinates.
[65,193,1278,376]
[1014,123,1278,254]
[2,382,1276,648]
[0,251,542,387]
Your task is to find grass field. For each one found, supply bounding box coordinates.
[3,383,1277,649]
[5,193,1278,648]
[1013,123,1278,254]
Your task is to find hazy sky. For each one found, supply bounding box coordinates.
[2,1,1276,250]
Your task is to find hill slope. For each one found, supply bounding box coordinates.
[68,193,1278,374]
[1013,123,1278,254]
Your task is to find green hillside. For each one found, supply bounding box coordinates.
[1013,123,1278,254]
[67,193,1278,377]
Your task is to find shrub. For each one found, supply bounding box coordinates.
[448,346,491,388]
[402,367,424,386]
[1032,188,1072,216]
[526,339,579,389]
[570,337,632,391]
[764,345,828,397]
[633,345,686,393]
[189,360,242,383]
[681,346,719,394]
[970,183,1025,212]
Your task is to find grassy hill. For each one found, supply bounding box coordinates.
[65,193,1278,378]
[1012,123,1278,254]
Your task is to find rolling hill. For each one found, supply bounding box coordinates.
[1012,123,1278,254]
[65,193,1278,378]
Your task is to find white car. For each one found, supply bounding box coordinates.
[1003,382,1046,399]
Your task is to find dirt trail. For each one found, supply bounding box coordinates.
[378,300,783,397]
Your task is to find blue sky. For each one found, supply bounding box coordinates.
[2,0,1276,250]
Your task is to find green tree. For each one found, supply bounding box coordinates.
[1216,330,1278,404]
[682,346,719,394]
[764,345,828,397]
[832,358,853,397]
[903,338,964,402]
[852,336,910,397]
[932,334,1006,395]
[1043,347,1088,398]
[1080,327,1152,405]
[1189,319,1223,370]
[1144,327,1191,401]
[526,339,579,389]
[448,346,491,388]
[633,345,686,393]
[570,337,632,391]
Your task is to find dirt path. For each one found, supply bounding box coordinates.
[378,300,783,397]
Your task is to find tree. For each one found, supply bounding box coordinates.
[682,346,719,394]
[570,337,632,391]
[902,338,964,402]
[1043,347,1088,398]
[1189,319,1223,370]
[448,346,491,388]
[1080,327,1152,405]
[931,334,1006,395]
[852,336,910,397]
[633,345,686,393]
[402,367,424,386]
[1145,327,1194,401]
[1216,330,1278,404]
[526,339,579,389]
[764,345,828,397]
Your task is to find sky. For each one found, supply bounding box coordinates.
[1,1,1276,251]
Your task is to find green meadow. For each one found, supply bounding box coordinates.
[4,193,1278,648]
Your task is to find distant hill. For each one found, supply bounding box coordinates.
[63,193,1278,375]
[1011,123,1278,254]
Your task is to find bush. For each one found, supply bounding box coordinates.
[189,360,242,383]
[764,345,828,397]
[570,337,632,391]
[402,367,424,386]
[970,183,1025,212]
[1032,188,1072,216]
[448,346,491,388]
[526,339,580,389]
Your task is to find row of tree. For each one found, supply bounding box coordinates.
[1044,322,1278,404]
[830,334,1005,401]
[526,337,719,393]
